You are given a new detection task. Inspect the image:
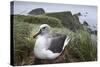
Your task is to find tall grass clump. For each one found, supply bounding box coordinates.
[67,30,97,61]
[13,19,35,65]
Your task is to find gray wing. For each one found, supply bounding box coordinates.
[48,34,66,53]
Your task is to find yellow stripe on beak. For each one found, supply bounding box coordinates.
[33,29,41,38]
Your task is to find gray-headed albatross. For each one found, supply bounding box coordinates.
[33,24,70,59]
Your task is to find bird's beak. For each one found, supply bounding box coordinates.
[33,29,41,38]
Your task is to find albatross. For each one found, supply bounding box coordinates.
[33,24,70,59]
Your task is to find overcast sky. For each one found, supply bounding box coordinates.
[12,1,97,29]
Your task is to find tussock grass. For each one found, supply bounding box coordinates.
[67,30,97,61]
[13,20,35,65]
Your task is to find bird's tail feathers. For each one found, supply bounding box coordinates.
[63,36,71,50]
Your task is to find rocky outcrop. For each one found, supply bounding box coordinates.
[28,8,45,15]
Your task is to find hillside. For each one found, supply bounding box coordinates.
[46,11,83,32]
[28,8,45,15]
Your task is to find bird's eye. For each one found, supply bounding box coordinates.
[42,27,46,29]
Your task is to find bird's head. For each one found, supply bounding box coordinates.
[33,24,51,38]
